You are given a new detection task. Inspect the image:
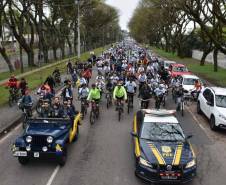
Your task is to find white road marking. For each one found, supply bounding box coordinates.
[186,106,212,140]
[46,165,60,185]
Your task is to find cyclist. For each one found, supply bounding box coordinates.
[139,82,151,109]
[138,71,147,94]
[125,78,137,105]
[19,90,33,114]
[191,79,202,100]
[18,77,28,95]
[113,81,127,111]
[87,83,101,104]
[61,82,73,101]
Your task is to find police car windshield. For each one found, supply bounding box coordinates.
[140,122,185,141]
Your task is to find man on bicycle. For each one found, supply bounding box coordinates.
[19,90,33,114]
[176,84,185,111]
[125,78,136,105]
[87,84,101,104]
[113,81,127,111]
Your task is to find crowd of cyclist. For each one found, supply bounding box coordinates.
[5,40,203,124]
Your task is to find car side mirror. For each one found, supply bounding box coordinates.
[186,135,193,140]
[131,131,138,137]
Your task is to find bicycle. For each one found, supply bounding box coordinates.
[139,98,151,109]
[155,94,164,109]
[8,88,20,107]
[89,100,99,125]
[80,98,88,120]
[176,96,187,116]
[18,100,33,129]
[105,91,112,109]
[127,93,134,114]
[116,99,124,122]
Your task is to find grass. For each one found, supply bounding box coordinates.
[151,47,226,87]
[0,46,105,106]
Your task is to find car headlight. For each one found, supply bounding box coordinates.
[219,114,226,121]
[139,157,153,168]
[185,159,196,169]
[47,136,53,143]
[26,136,32,143]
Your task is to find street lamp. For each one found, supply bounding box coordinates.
[76,0,81,59]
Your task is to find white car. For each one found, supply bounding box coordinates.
[163,60,176,70]
[180,74,203,97]
[197,87,226,130]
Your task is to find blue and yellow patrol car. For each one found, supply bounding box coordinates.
[131,109,197,183]
[12,113,81,166]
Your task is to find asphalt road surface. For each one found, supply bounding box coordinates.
[0,72,226,185]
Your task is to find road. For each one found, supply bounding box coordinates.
[0,71,226,185]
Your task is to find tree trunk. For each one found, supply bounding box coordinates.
[27,49,35,67]
[0,47,14,72]
[200,50,210,66]
[53,47,57,60]
[67,37,73,56]
[213,48,218,72]
[60,44,65,59]
[20,46,24,73]
[43,47,48,63]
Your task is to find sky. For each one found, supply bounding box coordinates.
[106,0,140,31]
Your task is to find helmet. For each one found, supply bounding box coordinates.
[91,83,96,88]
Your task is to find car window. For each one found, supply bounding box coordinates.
[203,89,211,101]
[183,78,197,85]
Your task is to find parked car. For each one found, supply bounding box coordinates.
[197,87,226,130]
[169,64,192,78]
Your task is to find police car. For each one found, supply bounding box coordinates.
[131,109,197,183]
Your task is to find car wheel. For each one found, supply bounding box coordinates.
[197,102,202,115]
[210,115,217,131]
[18,157,29,165]
[58,147,67,166]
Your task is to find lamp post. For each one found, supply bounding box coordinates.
[77,0,81,59]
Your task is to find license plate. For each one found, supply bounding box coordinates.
[13,151,27,157]
[34,152,39,158]
[161,176,178,180]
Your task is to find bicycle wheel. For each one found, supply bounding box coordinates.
[107,98,110,109]
[8,96,13,107]
[81,104,85,120]
[90,111,95,125]
[118,109,121,122]
[181,102,184,116]
[127,100,130,114]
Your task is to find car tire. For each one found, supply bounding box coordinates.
[197,102,202,115]
[210,115,217,131]
[58,147,67,166]
[18,157,29,165]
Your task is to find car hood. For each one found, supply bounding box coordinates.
[140,139,194,165]
[183,85,194,91]
[26,123,69,138]
[216,107,226,116]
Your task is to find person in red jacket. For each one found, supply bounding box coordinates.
[82,67,92,85]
